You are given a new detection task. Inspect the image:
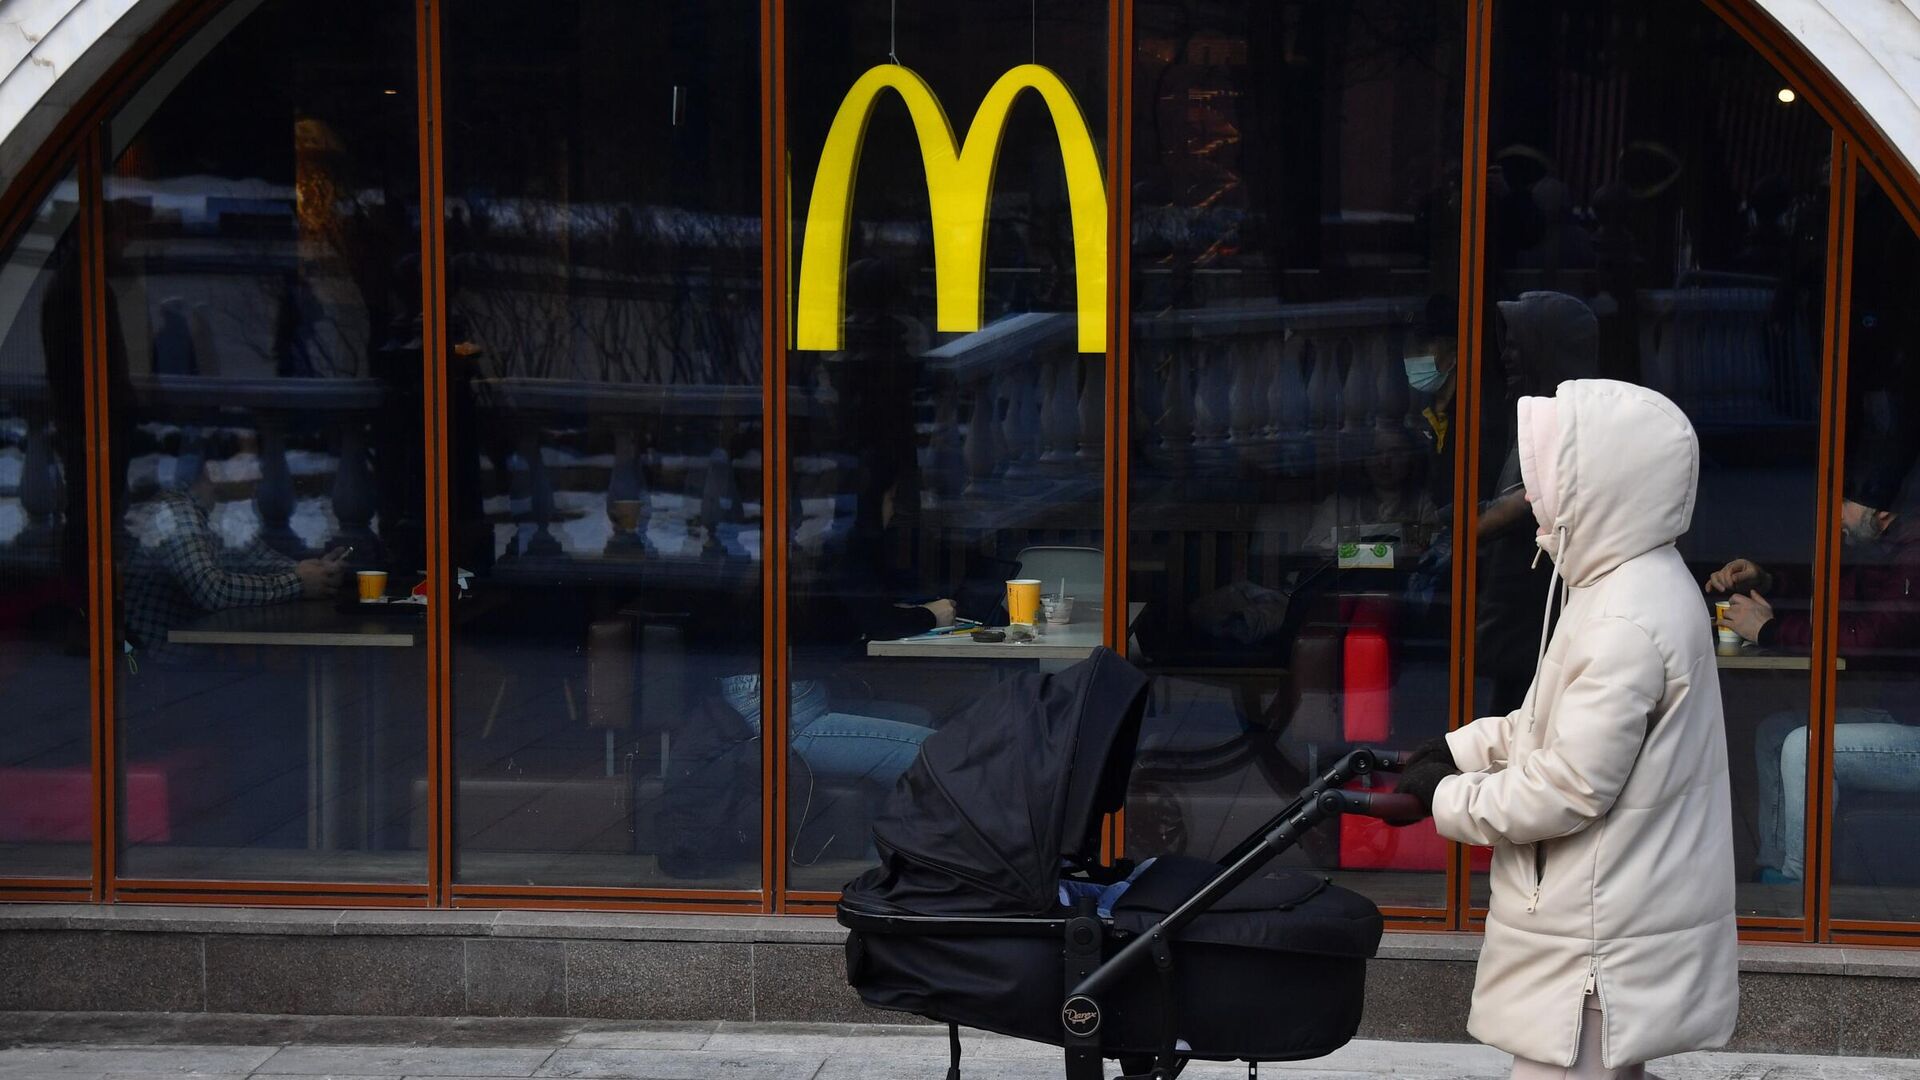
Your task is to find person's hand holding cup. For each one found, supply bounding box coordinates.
[1724,591,1774,643]
[1712,599,1741,653]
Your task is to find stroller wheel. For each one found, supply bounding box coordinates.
[1114,1055,1187,1079]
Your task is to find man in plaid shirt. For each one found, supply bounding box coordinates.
[122,456,347,661]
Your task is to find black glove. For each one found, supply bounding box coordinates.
[1400,735,1456,773]
[1393,759,1459,821]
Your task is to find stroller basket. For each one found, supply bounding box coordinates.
[837,648,1419,1080]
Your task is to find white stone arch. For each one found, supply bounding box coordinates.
[1753,0,1920,182]
[0,0,165,190]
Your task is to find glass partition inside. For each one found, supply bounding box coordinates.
[1475,0,1833,919]
[1125,0,1465,912]
[784,0,1108,891]
[0,171,92,880]
[103,0,427,883]
[1826,167,1920,924]
[442,0,765,890]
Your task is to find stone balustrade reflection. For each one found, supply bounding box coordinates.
[0,284,1822,572]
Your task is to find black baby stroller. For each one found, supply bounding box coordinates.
[838,647,1417,1080]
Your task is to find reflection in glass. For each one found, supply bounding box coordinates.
[1475,0,1832,917]
[444,1,764,889]
[1825,170,1920,923]
[0,173,91,879]
[785,0,1107,891]
[105,0,427,882]
[1124,0,1464,912]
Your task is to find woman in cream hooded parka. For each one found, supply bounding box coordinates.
[1430,379,1738,1074]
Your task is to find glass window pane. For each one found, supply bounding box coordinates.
[1125,0,1465,912]
[784,0,1107,891]
[443,1,765,890]
[105,0,427,883]
[0,171,91,880]
[1828,168,1920,924]
[1475,0,1832,919]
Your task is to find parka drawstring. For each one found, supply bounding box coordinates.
[1526,523,1571,733]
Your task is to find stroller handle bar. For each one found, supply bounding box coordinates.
[1072,746,1413,1002]
[1321,788,1426,822]
[1215,746,1401,866]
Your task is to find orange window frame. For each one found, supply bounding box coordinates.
[0,0,1909,942]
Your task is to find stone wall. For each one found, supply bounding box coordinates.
[2,906,1917,1057]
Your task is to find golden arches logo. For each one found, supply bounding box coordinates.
[795,63,1108,354]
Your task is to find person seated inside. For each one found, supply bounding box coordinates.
[723,477,957,827]
[1705,436,1920,884]
[1306,443,1445,557]
[122,450,348,662]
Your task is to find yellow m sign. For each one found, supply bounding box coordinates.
[795,63,1108,354]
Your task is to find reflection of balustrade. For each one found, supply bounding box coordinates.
[922,313,1106,502]
[0,381,79,561]
[17,406,64,548]
[469,377,797,564]
[1040,356,1079,473]
[1192,342,1231,458]
[1076,359,1102,464]
[1134,299,1422,478]
[1158,348,1194,469]
[1269,335,1311,473]
[0,277,1813,566]
[1130,285,1821,479]
[253,419,298,554]
[511,430,561,556]
[332,427,379,552]
[128,374,390,558]
[606,429,648,549]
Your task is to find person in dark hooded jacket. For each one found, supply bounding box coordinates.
[1477,292,1604,712]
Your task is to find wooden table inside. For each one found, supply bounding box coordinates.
[867,603,1144,661]
[166,600,423,649]
[1714,647,1846,671]
[165,599,420,851]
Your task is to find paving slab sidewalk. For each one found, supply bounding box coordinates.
[0,1014,1915,1080]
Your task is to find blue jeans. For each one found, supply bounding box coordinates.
[718,675,932,790]
[1756,707,1920,879]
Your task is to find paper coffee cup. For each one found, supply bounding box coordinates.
[1006,579,1042,627]
[1715,624,1743,655]
[1713,601,1730,627]
[357,569,388,602]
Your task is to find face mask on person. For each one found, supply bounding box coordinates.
[1404,355,1447,394]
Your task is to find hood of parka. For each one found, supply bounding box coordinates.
[1525,378,1699,588]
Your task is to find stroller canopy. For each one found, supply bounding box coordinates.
[845,647,1150,918]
